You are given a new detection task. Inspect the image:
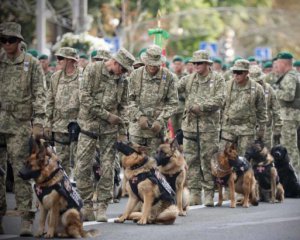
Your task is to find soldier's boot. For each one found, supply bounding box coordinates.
[189,190,202,206]
[82,203,95,221]
[204,190,215,207]
[0,216,4,234]
[96,203,108,222]
[20,219,33,237]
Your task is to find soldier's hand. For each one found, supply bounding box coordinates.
[43,127,52,139]
[189,104,201,116]
[138,116,150,130]
[150,121,162,134]
[107,113,122,125]
[32,124,43,137]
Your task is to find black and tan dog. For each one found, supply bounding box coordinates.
[211,142,259,208]
[155,139,189,216]
[114,141,178,225]
[245,140,284,203]
[19,136,99,238]
[271,145,300,198]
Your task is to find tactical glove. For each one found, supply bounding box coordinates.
[32,124,43,137]
[43,127,52,139]
[151,121,162,135]
[107,113,122,125]
[138,116,150,130]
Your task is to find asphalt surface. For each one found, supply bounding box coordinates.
[1,192,300,240]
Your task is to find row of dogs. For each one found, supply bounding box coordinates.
[18,136,300,238]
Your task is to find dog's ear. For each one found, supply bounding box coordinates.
[171,138,180,151]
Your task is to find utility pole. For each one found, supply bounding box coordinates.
[36,0,46,54]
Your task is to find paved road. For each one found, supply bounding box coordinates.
[1,193,300,240]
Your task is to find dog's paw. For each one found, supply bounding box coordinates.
[137,219,147,225]
[34,231,45,238]
[114,218,125,223]
[178,211,187,216]
[242,204,249,208]
[44,232,54,238]
[230,203,236,208]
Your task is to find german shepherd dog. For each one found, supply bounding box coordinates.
[271,145,300,198]
[211,142,259,208]
[19,136,99,238]
[155,139,189,216]
[245,140,284,203]
[114,141,178,225]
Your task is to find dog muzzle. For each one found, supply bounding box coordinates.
[18,166,41,180]
[115,141,137,156]
[155,153,171,166]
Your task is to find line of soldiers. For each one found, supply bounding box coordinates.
[0,21,299,236]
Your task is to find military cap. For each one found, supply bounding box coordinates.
[79,53,88,60]
[184,57,191,64]
[0,22,24,40]
[55,47,78,61]
[113,47,135,71]
[222,63,229,71]
[38,54,48,60]
[48,61,56,67]
[232,56,242,64]
[141,45,163,66]
[293,60,300,67]
[263,61,272,69]
[172,55,184,62]
[213,57,223,65]
[133,58,145,67]
[190,50,213,64]
[247,56,256,62]
[249,65,263,80]
[27,49,39,58]
[90,50,97,58]
[138,48,147,58]
[276,52,293,60]
[231,59,250,71]
[93,49,111,60]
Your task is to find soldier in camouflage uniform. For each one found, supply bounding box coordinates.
[38,54,52,89]
[127,45,178,157]
[75,48,134,222]
[177,50,225,206]
[265,58,279,88]
[249,65,282,149]
[92,49,111,62]
[44,47,80,176]
[220,59,267,155]
[0,22,45,236]
[273,52,300,175]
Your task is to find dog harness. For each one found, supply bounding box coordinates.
[129,168,176,205]
[214,174,231,186]
[229,156,250,177]
[163,170,182,192]
[253,162,279,189]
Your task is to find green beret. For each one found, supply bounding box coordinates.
[172,55,184,63]
[79,53,88,60]
[48,61,56,67]
[276,52,293,60]
[213,57,223,65]
[38,54,48,60]
[222,63,229,71]
[165,60,170,69]
[272,57,277,62]
[232,56,242,64]
[293,60,300,67]
[247,56,256,62]
[184,57,191,64]
[138,48,147,58]
[90,50,97,58]
[27,49,39,58]
[263,61,272,69]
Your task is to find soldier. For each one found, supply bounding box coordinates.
[172,55,186,79]
[293,60,300,73]
[38,54,52,89]
[265,58,279,88]
[44,47,80,176]
[263,61,273,74]
[247,56,258,65]
[249,65,282,149]
[75,48,135,222]
[177,50,225,206]
[184,57,194,74]
[212,57,223,73]
[26,48,39,58]
[274,52,300,175]
[78,53,89,69]
[220,59,267,155]
[127,45,178,156]
[92,49,111,62]
[0,22,45,236]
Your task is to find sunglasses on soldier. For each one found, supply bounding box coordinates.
[119,64,127,73]
[233,70,246,75]
[193,62,205,66]
[56,56,65,61]
[0,36,19,44]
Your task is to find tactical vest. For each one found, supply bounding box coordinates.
[253,163,279,189]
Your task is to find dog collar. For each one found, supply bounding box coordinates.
[130,157,148,170]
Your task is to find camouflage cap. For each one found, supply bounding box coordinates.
[141,45,163,66]
[27,49,39,58]
[172,55,184,62]
[293,60,300,67]
[0,22,24,40]
[276,52,293,60]
[263,61,272,69]
[113,47,135,71]
[190,50,213,64]
[249,65,264,80]
[231,59,250,71]
[38,54,48,60]
[55,47,78,61]
[133,58,145,67]
[93,49,111,60]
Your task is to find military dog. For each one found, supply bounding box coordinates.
[19,136,99,238]
[211,142,259,208]
[271,145,300,198]
[114,141,178,225]
[155,139,189,216]
[245,140,284,203]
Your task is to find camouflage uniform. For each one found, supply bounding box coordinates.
[75,48,134,221]
[274,53,300,173]
[249,65,282,149]
[0,22,45,232]
[177,50,225,206]
[220,60,267,156]
[128,45,178,156]
[45,47,80,176]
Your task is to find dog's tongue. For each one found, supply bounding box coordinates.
[114,141,137,156]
